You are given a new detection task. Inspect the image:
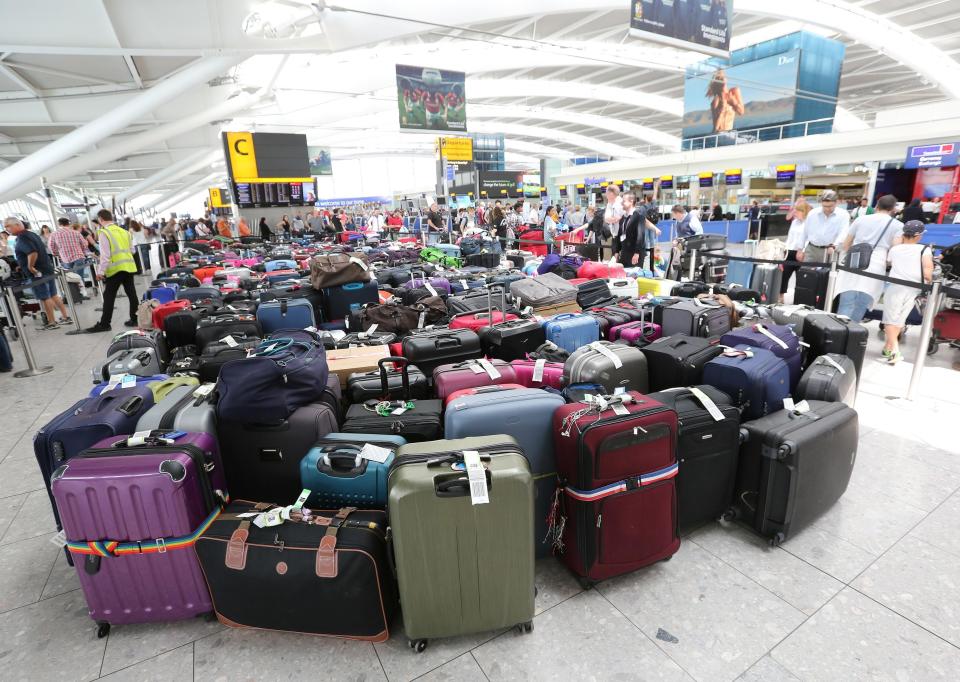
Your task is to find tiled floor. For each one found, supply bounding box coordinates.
[1,274,959,681]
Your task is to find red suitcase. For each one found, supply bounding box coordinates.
[552,391,679,587]
[152,299,191,331]
[509,359,565,389]
[576,261,626,280]
[433,359,519,401]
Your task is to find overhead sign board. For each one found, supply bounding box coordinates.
[724,168,742,185]
[208,187,229,208]
[439,137,473,162]
[396,65,466,132]
[223,131,313,183]
[629,0,732,58]
[642,177,655,191]
[904,142,959,169]
[698,172,714,188]
[660,175,674,190]
[776,164,797,182]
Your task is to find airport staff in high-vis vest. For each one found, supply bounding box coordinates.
[84,209,140,333]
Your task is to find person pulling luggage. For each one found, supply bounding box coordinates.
[84,209,140,333]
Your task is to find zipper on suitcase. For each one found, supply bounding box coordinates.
[575,407,670,489]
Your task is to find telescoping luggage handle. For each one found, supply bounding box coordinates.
[379,356,412,400]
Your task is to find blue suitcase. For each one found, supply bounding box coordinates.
[265,259,297,272]
[725,259,754,289]
[702,345,791,420]
[89,373,168,397]
[449,277,486,294]
[444,385,566,556]
[300,433,406,508]
[323,281,380,321]
[720,323,803,389]
[266,271,300,285]
[145,285,177,303]
[176,286,222,304]
[256,298,316,333]
[542,313,600,353]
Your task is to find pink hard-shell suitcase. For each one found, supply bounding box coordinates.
[509,359,565,389]
[432,359,518,400]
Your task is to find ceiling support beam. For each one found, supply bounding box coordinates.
[116,149,218,203]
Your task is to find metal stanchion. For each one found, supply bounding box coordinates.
[688,248,698,281]
[3,286,53,377]
[823,251,839,312]
[906,280,941,401]
[57,268,84,336]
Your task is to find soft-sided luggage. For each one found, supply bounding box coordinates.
[702,345,791,420]
[801,313,868,380]
[543,313,600,353]
[400,327,482,377]
[448,286,517,332]
[196,500,396,641]
[433,359,518,401]
[720,323,803,389]
[194,313,261,352]
[136,383,218,436]
[96,348,162,383]
[152,299,190,331]
[342,358,442,442]
[198,336,261,382]
[681,233,726,252]
[510,272,578,309]
[193,265,223,282]
[310,253,372,289]
[749,264,782,304]
[256,298,316,334]
[793,267,830,309]
[642,335,723,391]
[649,386,741,529]
[733,401,858,544]
[388,436,535,649]
[89,374,170,397]
[509,358,566,389]
[336,330,397,349]
[346,356,429,403]
[444,386,566,556]
[796,354,857,406]
[562,340,649,393]
[671,281,710,298]
[51,432,223,636]
[576,261,626,280]
[724,259,754,289]
[323,281,380,320]
[300,434,405,508]
[265,269,300,285]
[163,309,203,349]
[660,298,731,338]
[553,392,680,586]
[107,329,169,366]
[577,278,619,310]
[447,287,511,315]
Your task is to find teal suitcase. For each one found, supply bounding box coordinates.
[300,433,405,508]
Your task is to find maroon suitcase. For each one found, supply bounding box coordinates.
[552,391,679,587]
[50,432,224,637]
[432,358,519,400]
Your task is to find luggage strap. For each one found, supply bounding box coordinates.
[563,463,679,502]
[65,505,224,557]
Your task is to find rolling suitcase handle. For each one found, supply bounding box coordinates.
[378,356,413,401]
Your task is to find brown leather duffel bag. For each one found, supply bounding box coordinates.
[309,253,371,289]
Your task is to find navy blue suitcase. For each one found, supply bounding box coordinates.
[720,323,803,389]
[256,298,316,333]
[702,345,790,420]
[323,281,380,321]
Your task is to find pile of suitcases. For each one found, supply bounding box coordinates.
[33,233,865,652]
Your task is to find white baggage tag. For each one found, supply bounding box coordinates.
[253,510,284,528]
[262,343,278,353]
[822,355,846,374]
[689,387,725,422]
[534,315,545,323]
[223,335,238,348]
[613,387,626,395]
[424,283,438,297]
[522,306,533,316]
[366,323,378,334]
[193,384,215,398]
[279,505,296,521]
[359,444,392,463]
[127,429,153,447]
[291,489,311,511]
[348,257,369,271]
[589,342,623,369]
[344,317,350,329]
[418,312,426,328]
[49,530,67,549]
[798,340,810,348]
[102,374,123,393]
[305,326,318,333]
[234,512,261,518]
[460,279,469,290]
[468,362,485,374]
[226,305,238,312]
[584,394,596,403]
[391,406,409,415]
[794,400,811,413]
[463,450,489,505]
[120,374,137,388]
[533,359,546,383]
[611,402,630,415]
[783,397,796,411]
[754,324,789,349]
[477,358,501,380]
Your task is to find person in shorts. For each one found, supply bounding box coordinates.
[882,220,934,365]
[4,217,71,329]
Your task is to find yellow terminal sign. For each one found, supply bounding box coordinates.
[208,187,228,208]
[225,132,258,181]
[439,137,473,162]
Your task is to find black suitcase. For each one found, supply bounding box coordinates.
[506,253,526,268]
[194,313,262,351]
[400,327,482,377]
[479,317,546,362]
[650,385,741,530]
[195,501,397,641]
[715,284,762,302]
[642,335,724,391]
[198,336,261,382]
[163,309,204,349]
[345,356,429,403]
[342,358,442,442]
[732,401,858,544]
[793,267,830,309]
[336,330,398,349]
[152,274,200,289]
[634,296,682,325]
[796,354,857,407]
[801,313,868,380]
[671,281,710,298]
[576,280,612,309]
[166,346,201,377]
[682,234,727,252]
[750,264,782,304]
[466,252,500,268]
[218,402,339,503]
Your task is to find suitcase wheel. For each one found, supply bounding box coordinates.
[769,532,785,548]
[576,576,595,590]
[96,622,110,639]
[408,638,428,654]
[515,621,534,634]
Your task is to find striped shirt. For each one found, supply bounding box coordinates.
[48,228,88,264]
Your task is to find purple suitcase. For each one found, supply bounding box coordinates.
[432,359,519,400]
[50,433,223,636]
[610,320,662,345]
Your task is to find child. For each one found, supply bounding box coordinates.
[882,220,934,364]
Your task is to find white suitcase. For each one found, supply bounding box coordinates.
[607,278,638,298]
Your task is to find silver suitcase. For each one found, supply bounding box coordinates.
[135,384,218,437]
[95,347,162,382]
[769,304,822,335]
[563,340,649,393]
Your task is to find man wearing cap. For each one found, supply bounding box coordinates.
[801,190,850,263]
[882,220,934,364]
[3,217,72,330]
[84,208,139,333]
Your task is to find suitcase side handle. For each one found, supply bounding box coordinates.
[434,470,493,497]
[117,395,144,416]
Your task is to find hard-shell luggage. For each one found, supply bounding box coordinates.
[543,313,600,353]
[649,386,741,529]
[195,501,396,641]
[553,392,680,585]
[793,267,830,309]
[609,320,661,346]
[193,266,223,282]
[107,329,169,366]
[702,346,791,420]
[769,303,819,335]
[796,354,857,406]
[637,277,679,297]
[607,278,638,298]
[681,233,726,252]
[51,433,223,635]
[388,437,535,649]
[194,313,261,352]
[724,259,754,289]
[660,298,731,338]
[749,264,782,304]
[264,259,296,272]
[256,298,316,333]
[176,286,223,305]
[342,358,442,442]
[323,281,380,321]
[96,348,162,383]
[733,401,858,544]
[801,313,868,380]
[720,323,803,389]
[479,313,546,362]
[144,285,177,304]
[136,383,218,436]
[346,357,429,403]
[509,358,566,389]
[433,359,518,401]
[336,330,397,349]
[264,269,300,285]
[152,299,190,331]
[444,386,566,556]
[642,335,723,391]
[219,401,338,503]
[400,327,482,377]
[300,434,405,508]
[563,340,649,393]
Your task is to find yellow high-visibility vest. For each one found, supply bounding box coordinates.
[99,224,137,277]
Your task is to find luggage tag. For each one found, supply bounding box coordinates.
[462,450,489,506]
[589,342,623,369]
[689,387,726,422]
[359,443,392,463]
[532,359,546,383]
[822,356,846,374]
[468,362,485,374]
[753,324,789,349]
[476,358,501,380]
[424,282,438,297]
[160,430,187,440]
[193,383,215,398]
[120,374,138,389]
[253,509,284,528]
[126,429,155,447]
[783,397,795,411]
[49,530,67,549]
[460,279,469,290]
[794,400,811,414]
[417,312,426,328]
[348,257,369,271]
[223,335,239,348]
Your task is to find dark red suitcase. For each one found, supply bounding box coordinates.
[552,391,679,587]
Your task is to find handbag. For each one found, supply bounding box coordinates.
[309,253,371,289]
[843,217,895,271]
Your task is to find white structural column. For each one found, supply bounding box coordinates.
[0,55,242,201]
[115,149,216,203]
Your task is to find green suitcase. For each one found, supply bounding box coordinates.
[388,435,535,653]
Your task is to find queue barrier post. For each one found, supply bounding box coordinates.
[688,248,698,281]
[824,250,839,311]
[3,283,53,378]
[906,279,941,401]
[57,267,85,336]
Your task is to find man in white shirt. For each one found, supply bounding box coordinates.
[801,190,850,263]
[688,206,703,234]
[566,204,585,228]
[525,203,539,227]
[603,185,625,260]
[850,197,870,220]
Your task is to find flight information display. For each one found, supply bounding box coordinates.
[232,180,317,209]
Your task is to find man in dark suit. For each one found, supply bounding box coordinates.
[618,192,643,266]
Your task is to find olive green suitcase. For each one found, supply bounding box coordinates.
[388,435,535,653]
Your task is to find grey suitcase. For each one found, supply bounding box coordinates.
[95,347,163,383]
[509,272,578,308]
[107,329,169,366]
[660,298,731,338]
[795,354,857,407]
[749,264,783,304]
[135,383,218,437]
[769,304,820,335]
[563,340,649,394]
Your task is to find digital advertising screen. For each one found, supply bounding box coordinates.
[630,0,732,58]
[682,49,801,139]
[308,146,332,176]
[396,65,466,132]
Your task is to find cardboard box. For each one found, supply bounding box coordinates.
[533,301,582,318]
[326,345,390,387]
